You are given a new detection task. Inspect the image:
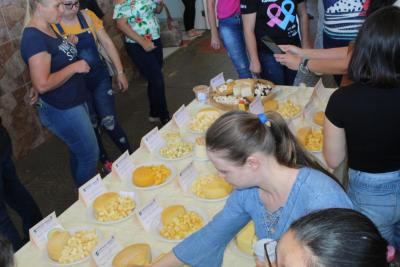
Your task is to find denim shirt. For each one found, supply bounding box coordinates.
[173,167,353,267]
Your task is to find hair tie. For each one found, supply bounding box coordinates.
[257,113,271,127]
[387,245,395,262]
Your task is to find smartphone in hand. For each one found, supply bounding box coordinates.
[261,35,285,54]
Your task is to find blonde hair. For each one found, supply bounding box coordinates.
[23,0,46,27]
[206,111,338,181]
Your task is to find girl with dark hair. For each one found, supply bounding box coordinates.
[130,110,352,267]
[277,208,393,267]
[324,6,400,250]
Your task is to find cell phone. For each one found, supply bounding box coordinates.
[261,35,285,54]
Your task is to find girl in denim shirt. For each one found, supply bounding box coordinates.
[132,111,352,267]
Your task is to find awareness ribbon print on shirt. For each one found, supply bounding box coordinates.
[266,0,295,30]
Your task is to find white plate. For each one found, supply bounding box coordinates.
[129,162,177,191]
[155,143,194,161]
[87,193,138,225]
[150,205,209,243]
[229,240,254,260]
[44,226,104,266]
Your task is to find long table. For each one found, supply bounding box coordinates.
[15,85,333,267]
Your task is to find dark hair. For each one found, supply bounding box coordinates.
[366,0,396,16]
[289,208,388,267]
[348,6,400,87]
[0,234,14,267]
[205,111,336,181]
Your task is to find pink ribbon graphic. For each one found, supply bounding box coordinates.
[266,0,296,30]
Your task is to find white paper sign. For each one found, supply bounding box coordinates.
[142,127,165,153]
[29,212,62,249]
[210,72,225,89]
[78,174,107,206]
[249,97,264,115]
[137,198,162,231]
[173,104,189,128]
[92,235,123,267]
[113,151,135,181]
[178,162,197,192]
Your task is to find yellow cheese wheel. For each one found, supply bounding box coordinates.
[313,111,325,126]
[132,166,156,187]
[161,205,187,226]
[47,230,71,261]
[263,99,279,111]
[203,179,233,199]
[112,243,151,267]
[297,127,311,147]
[93,192,119,213]
[236,221,256,256]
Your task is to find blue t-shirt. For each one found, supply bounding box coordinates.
[20,27,88,109]
[323,0,368,42]
[173,167,353,267]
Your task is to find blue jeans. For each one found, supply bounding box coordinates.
[0,140,42,250]
[258,50,297,85]
[218,14,252,79]
[36,99,99,186]
[348,168,400,249]
[125,39,169,119]
[85,67,132,163]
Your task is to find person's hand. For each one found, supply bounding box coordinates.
[210,32,221,50]
[274,53,302,71]
[116,72,128,92]
[249,58,262,75]
[279,44,303,56]
[26,86,39,105]
[67,34,79,45]
[141,38,156,52]
[73,60,91,73]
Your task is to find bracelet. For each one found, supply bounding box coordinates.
[117,69,124,75]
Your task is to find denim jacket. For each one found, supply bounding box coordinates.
[173,167,353,267]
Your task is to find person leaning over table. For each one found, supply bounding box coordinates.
[0,118,42,251]
[323,6,400,251]
[130,110,353,267]
[274,0,399,81]
[240,0,312,85]
[113,0,170,125]
[52,0,132,173]
[21,0,99,187]
[277,208,395,267]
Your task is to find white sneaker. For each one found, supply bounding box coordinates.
[148,116,161,123]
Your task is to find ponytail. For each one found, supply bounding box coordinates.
[206,111,338,183]
[24,0,33,27]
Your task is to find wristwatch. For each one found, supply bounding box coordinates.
[299,57,311,74]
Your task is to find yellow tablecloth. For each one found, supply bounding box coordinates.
[15,85,333,267]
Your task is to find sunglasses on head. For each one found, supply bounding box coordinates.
[63,1,79,9]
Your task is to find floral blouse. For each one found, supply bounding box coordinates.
[113,0,161,43]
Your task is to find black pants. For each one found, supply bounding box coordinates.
[125,39,169,119]
[182,0,196,31]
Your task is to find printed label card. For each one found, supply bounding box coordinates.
[178,162,197,193]
[210,72,225,89]
[92,235,123,267]
[29,212,62,249]
[78,174,107,207]
[173,105,190,129]
[113,151,135,181]
[142,127,165,154]
[137,198,163,231]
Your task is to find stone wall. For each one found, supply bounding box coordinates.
[0,0,137,158]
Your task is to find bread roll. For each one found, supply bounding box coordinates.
[47,230,71,261]
[313,111,325,126]
[112,243,151,267]
[132,166,156,187]
[161,205,186,226]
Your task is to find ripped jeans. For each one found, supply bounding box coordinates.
[85,66,132,163]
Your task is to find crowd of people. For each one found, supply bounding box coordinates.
[0,0,399,266]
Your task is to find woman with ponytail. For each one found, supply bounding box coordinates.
[21,0,99,186]
[130,110,353,267]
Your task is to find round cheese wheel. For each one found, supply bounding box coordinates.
[132,166,156,187]
[93,192,119,212]
[112,243,151,267]
[47,230,71,261]
[161,205,186,226]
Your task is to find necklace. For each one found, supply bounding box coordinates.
[263,207,283,236]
